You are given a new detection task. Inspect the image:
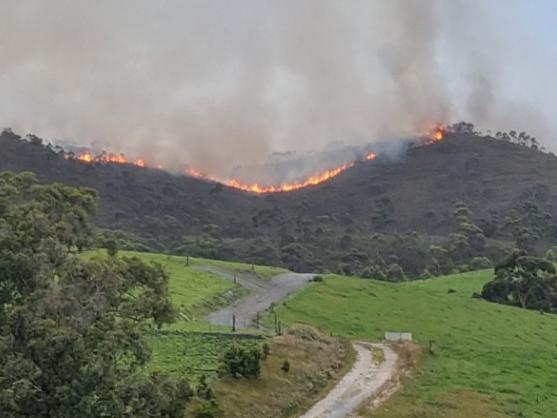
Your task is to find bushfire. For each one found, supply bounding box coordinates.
[63,125,445,194]
[186,152,377,194]
[429,124,445,143]
[65,151,152,168]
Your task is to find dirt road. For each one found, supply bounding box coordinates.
[205,269,314,329]
[299,343,399,418]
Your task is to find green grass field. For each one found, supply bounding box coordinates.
[85,250,285,382]
[147,331,263,379]
[266,270,557,418]
[86,250,243,326]
[85,250,286,328]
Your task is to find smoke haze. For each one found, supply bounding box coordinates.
[0,0,554,179]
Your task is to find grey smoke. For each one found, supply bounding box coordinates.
[0,0,553,181]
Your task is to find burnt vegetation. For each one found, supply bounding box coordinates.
[1,123,556,280]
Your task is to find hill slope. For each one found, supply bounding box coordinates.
[2,129,556,274]
[266,271,557,417]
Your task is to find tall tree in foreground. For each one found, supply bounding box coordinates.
[0,171,191,418]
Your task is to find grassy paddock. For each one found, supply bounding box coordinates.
[83,250,281,382]
[83,250,287,328]
[212,326,354,418]
[266,270,557,418]
[188,256,288,280]
[147,331,263,380]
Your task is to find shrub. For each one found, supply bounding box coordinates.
[191,400,223,418]
[218,344,262,379]
[281,359,291,373]
[105,238,118,257]
[545,247,557,262]
[420,269,432,279]
[196,374,214,400]
[457,264,471,272]
[361,264,386,280]
[312,275,324,282]
[385,263,406,282]
[286,324,331,343]
[262,342,271,358]
[470,256,491,270]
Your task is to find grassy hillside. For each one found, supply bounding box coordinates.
[88,250,352,414]
[266,271,557,417]
[85,250,287,380]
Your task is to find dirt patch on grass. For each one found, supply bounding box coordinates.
[213,326,355,418]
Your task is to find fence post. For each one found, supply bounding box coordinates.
[232,314,236,333]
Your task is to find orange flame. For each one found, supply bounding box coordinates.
[66,150,152,169]
[78,152,94,163]
[429,124,445,143]
[227,162,354,193]
[186,151,378,194]
[63,126,440,195]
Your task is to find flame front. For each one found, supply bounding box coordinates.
[63,126,444,195]
[66,151,151,168]
[429,124,445,143]
[186,151,377,194]
[227,162,354,193]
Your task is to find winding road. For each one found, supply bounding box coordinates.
[203,267,400,416]
[299,342,399,418]
[204,268,314,329]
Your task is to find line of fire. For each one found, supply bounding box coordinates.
[63,125,445,194]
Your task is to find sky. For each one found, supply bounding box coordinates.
[0,0,556,178]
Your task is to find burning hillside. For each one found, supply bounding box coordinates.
[1,124,552,276]
[186,152,377,194]
[62,126,445,194]
[65,151,151,168]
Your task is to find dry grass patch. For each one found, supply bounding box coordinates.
[367,390,510,418]
[213,325,355,418]
[357,342,423,416]
[359,343,508,418]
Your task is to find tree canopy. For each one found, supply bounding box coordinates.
[0,171,191,418]
[482,250,557,312]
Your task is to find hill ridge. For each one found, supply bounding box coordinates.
[2,129,556,276]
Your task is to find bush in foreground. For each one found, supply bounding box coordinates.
[218,344,262,379]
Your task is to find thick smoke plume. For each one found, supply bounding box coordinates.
[0,0,553,180]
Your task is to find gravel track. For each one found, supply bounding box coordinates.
[299,343,399,418]
[203,267,314,329]
[201,266,399,415]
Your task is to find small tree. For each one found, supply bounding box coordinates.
[219,344,262,379]
[105,238,119,257]
[262,342,271,358]
[197,374,214,400]
[470,256,491,270]
[191,400,222,418]
[385,263,406,282]
[482,252,557,311]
